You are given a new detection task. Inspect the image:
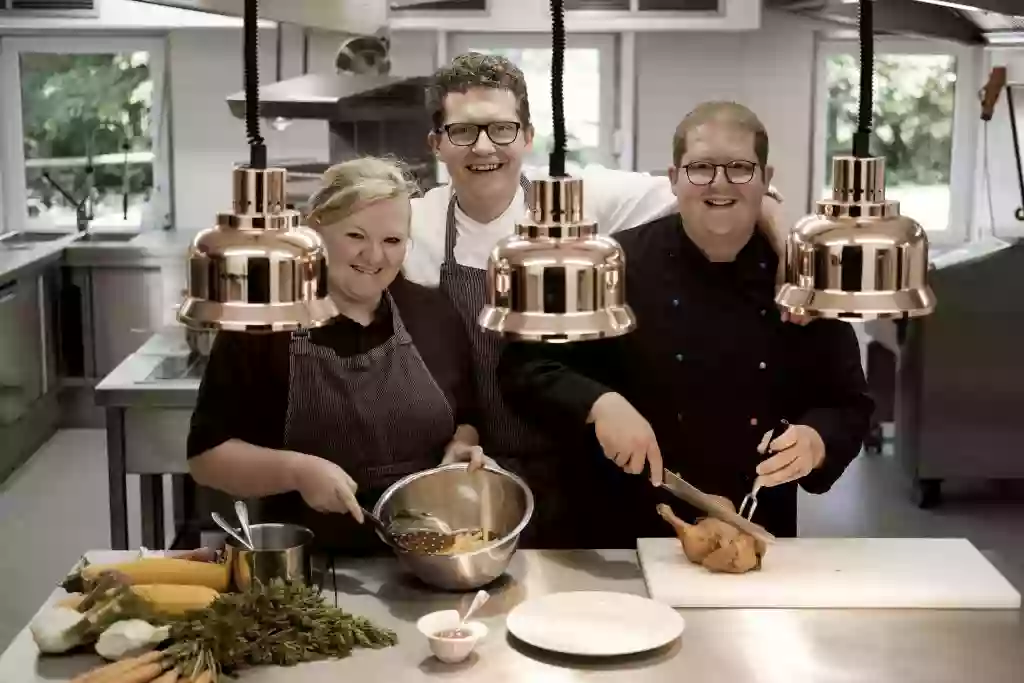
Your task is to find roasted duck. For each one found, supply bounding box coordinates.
[656,499,767,574]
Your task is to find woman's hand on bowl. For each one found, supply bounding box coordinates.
[442,442,498,473]
[290,452,364,522]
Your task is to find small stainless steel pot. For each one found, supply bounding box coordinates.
[224,522,314,591]
[185,327,217,356]
[174,296,217,356]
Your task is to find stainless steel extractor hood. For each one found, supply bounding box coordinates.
[768,0,1023,45]
[227,72,431,121]
[227,30,431,121]
[129,0,391,34]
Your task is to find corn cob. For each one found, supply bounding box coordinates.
[80,559,229,592]
[129,584,220,616]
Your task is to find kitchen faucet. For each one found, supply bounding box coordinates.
[40,171,93,233]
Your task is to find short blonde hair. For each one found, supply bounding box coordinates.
[306,156,418,228]
[672,101,769,169]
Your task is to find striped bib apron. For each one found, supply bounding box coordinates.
[270,291,455,555]
[437,177,584,548]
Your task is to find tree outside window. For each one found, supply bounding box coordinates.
[468,47,602,170]
[18,51,157,230]
[824,53,956,233]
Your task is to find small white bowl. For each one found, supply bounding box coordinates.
[416,609,488,664]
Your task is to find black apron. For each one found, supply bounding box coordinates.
[264,292,455,555]
[437,178,589,549]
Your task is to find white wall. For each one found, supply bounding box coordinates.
[167,26,325,230]
[973,48,1024,240]
[634,11,820,233]
[167,27,439,230]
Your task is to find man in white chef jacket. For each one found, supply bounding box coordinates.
[405,52,783,548]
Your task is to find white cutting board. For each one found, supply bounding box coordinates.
[637,537,1021,609]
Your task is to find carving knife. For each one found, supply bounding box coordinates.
[659,470,776,544]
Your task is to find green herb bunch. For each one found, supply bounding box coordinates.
[169,579,397,674]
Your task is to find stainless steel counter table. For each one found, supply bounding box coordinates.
[0,233,78,282]
[0,228,194,279]
[1,549,1022,682]
[95,328,202,550]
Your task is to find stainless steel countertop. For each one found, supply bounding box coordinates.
[0,229,196,282]
[0,232,79,282]
[94,327,200,408]
[1,549,1021,683]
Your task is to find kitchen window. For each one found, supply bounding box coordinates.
[0,37,170,234]
[813,39,978,245]
[447,33,618,170]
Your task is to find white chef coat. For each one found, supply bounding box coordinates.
[403,164,678,287]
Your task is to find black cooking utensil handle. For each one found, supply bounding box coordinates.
[763,418,790,453]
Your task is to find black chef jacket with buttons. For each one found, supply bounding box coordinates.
[497,212,874,544]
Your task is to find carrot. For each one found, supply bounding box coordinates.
[151,668,180,683]
[108,661,166,683]
[70,650,165,683]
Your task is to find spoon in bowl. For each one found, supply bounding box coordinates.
[234,500,256,549]
[459,590,490,626]
[211,512,253,549]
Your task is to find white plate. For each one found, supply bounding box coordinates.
[505,591,685,656]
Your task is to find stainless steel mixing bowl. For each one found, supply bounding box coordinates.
[373,463,534,591]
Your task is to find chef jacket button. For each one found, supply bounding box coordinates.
[750,417,759,426]
[672,298,680,307]
[760,308,767,316]
[760,262,768,269]
[675,353,684,362]
[758,361,767,370]
[677,413,683,422]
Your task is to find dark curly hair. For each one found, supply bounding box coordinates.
[426,52,532,132]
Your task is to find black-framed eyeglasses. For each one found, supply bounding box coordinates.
[681,160,758,186]
[437,121,521,147]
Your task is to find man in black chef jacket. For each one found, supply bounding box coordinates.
[498,101,873,544]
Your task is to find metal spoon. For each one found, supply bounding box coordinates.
[459,590,490,626]
[388,509,453,536]
[211,512,252,549]
[234,500,255,549]
[362,507,451,552]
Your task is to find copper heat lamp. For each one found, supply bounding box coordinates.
[178,0,337,332]
[775,0,936,320]
[478,0,636,342]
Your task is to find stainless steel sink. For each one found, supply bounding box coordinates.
[76,232,138,243]
[0,231,72,245]
[142,355,207,383]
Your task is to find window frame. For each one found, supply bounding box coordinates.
[446,32,619,169]
[813,37,980,246]
[0,35,170,235]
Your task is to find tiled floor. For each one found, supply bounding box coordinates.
[1,428,1023,652]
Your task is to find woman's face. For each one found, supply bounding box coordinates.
[319,195,411,305]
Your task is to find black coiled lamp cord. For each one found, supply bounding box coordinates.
[549,0,567,177]
[852,0,874,159]
[244,0,267,169]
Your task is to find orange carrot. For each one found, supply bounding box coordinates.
[108,661,166,683]
[70,650,165,683]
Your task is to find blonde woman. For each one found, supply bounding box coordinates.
[187,157,487,555]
